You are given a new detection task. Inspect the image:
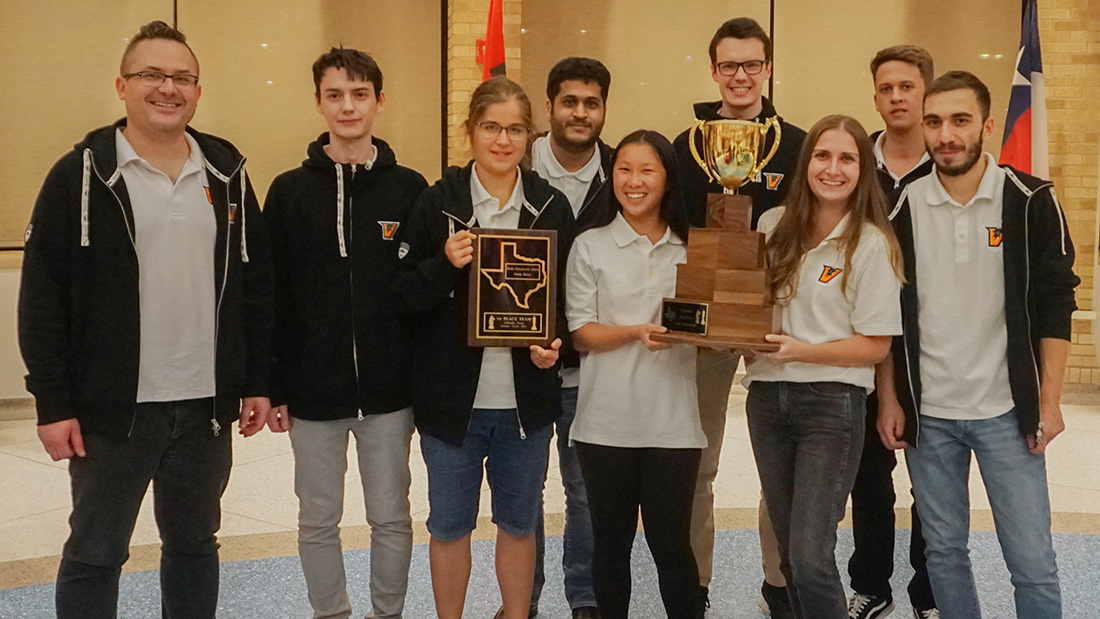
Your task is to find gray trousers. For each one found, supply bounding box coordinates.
[289,408,415,619]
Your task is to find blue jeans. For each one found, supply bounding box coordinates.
[905,410,1061,619]
[746,381,866,619]
[532,386,596,609]
[420,408,552,541]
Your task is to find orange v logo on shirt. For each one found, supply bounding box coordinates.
[379,221,400,240]
[204,187,213,205]
[987,227,1003,247]
[818,265,842,284]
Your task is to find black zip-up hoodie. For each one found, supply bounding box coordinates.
[870,129,934,198]
[19,119,275,437]
[264,133,428,420]
[673,97,807,230]
[888,165,1079,446]
[396,163,576,446]
[573,139,616,233]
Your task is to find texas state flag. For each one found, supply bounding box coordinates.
[999,0,1049,178]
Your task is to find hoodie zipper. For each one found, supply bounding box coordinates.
[89,155,140,437]
[575,169,606,220]
[211,157,247,436]
[348,164,364,420]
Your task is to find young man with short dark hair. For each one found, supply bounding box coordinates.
[263,47,427,619]
[20,20,274,618]
[672,16,805,618]
[846,44,938,619]
[879,70,1074,619]
[516,55,613,619]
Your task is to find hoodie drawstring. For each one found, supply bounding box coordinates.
[81,149,91,247]
[336,164,348,258]
[239,166,250,263]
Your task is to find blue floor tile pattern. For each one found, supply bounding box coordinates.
[1,529,1096,617]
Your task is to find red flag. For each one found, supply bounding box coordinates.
[475,0,506,81]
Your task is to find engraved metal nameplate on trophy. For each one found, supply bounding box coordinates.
[650,118,783,352]
[467,228,557,347]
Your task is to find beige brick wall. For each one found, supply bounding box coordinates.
[447,0,522,167]
[1039,0,1100,387]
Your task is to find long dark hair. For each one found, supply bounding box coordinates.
[588,130,689,241]
[767,114,904,302]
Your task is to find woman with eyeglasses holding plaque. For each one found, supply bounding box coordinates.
[566,130,705,619]
[742,115,905,618]
[396,75,576,619]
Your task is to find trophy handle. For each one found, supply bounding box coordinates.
[747,116,782,181]
[688,120,717,184]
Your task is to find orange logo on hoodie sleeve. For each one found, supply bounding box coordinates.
[818,265,842,283]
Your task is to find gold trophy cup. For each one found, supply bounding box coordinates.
[651,117,783,351]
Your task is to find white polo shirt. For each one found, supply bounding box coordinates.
[531,135,602,390]
[906,153,1014,420]
[874,131,930,190]
[116,129,217,403]
[565,213,705,448]
[744,207,902,391]
[470,164,523,409]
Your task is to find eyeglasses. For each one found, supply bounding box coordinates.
[122,71,200,87]
[714,60,767,76]
[476,121,531,140]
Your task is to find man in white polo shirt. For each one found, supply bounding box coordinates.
[877,71,1077,619]
[521,56,613,619]
[19,21,273,618]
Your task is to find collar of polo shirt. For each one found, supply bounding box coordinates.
[608,211,683,248]
[927,152,1001,208]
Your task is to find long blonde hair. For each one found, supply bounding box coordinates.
[767,114,905,303]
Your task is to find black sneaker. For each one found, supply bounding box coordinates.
[492,604,538,619]
[911,609,940,619]
[847,592,894,619]
[759,581,794,619]
[572,607,600,619]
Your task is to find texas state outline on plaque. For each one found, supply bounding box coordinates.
[480,241,548,309]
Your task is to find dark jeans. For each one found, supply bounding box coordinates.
[746,381,865,619]
[56,398,232,619]
[533,386,596,609]
[575,441,701,619]
[848,397,936,610]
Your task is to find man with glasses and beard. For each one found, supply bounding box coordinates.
[672,16,805,618]
[511,56,613,619]
[877,70,1073,619]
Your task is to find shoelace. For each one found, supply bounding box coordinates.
[917,610,941,619]
[847,593,873,617]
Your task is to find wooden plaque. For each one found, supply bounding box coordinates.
[467,228,557,347]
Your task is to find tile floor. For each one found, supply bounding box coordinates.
[4,392,1100,590]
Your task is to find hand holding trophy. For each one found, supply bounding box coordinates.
[650,117,784,352]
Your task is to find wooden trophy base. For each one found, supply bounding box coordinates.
[658,194,782,351]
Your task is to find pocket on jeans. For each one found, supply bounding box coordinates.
[805,381,852,398]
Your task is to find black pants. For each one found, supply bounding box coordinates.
[56,399,232,619]
[575,442,702,619]
[848,397,936,610]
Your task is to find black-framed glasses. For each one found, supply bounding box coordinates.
[476,121,530,139]
[122,71,199,87]
[714,60,767,76]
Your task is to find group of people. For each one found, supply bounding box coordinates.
[18,14,1077,619]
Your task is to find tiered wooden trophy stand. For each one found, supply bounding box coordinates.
[650,196,781,352]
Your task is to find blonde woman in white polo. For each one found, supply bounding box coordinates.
[743,115,905,619]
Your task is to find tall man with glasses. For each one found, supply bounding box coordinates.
[19,20,274,618]
[672,16,805,618]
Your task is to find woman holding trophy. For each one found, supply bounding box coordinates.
[396,75,575,619]
[565,129,706,619]
[742,114,905,618]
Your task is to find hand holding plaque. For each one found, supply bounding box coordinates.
[467,228,557,347]
[650,118,784,352]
